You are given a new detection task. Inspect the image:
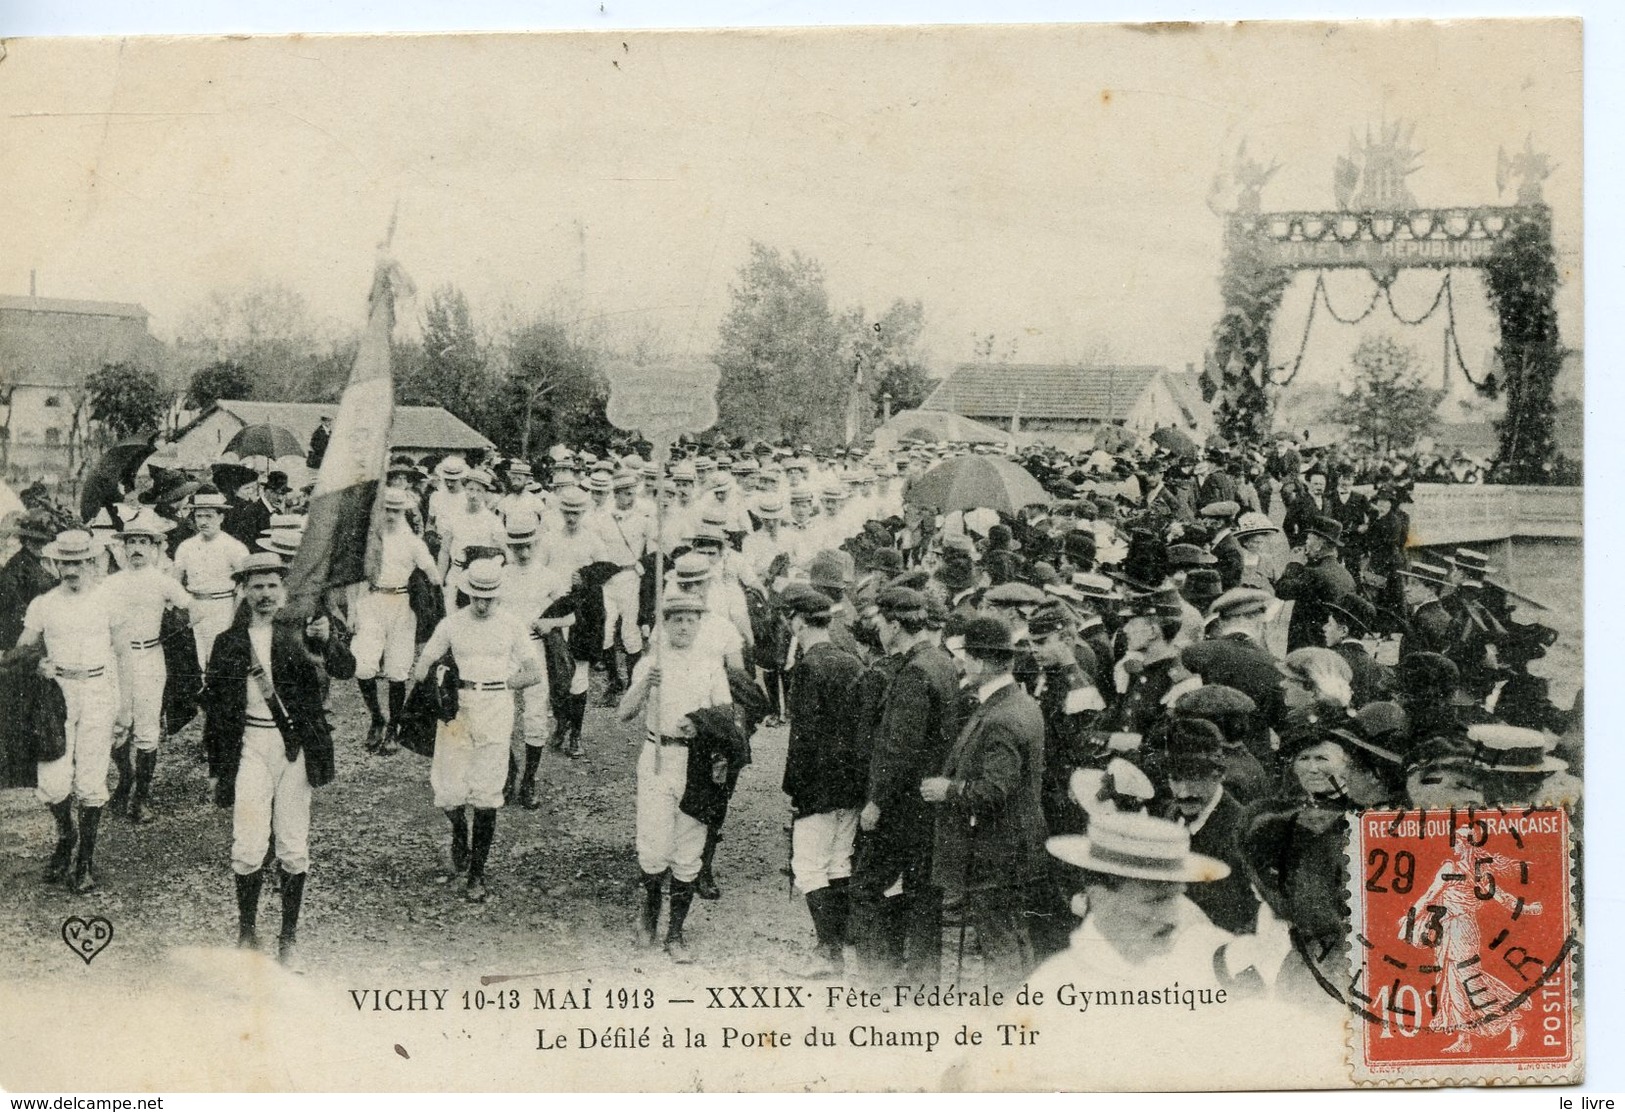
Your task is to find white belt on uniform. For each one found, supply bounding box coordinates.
[190,587,236,601]
[370,584,409,595]
[129,637,161,651]
[55,664,106,681]
[246,713,280,730]
[458,679,508,692]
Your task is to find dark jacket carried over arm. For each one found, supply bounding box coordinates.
[680,705,751,828]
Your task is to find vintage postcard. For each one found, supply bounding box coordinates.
[0,19,1583,1091]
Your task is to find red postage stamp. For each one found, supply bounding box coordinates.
[1346,806,1580,1085]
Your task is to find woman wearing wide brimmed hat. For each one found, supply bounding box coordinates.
[7,529,134,895]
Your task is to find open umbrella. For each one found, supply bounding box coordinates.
[211,462,260,497]
[1092,424,1138,454]
[225,423,304,461]
[79,430,159,521]
[1149,425,1200,460]
[903,454,1049,516]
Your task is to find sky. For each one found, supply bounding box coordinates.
[0,21,1582,393]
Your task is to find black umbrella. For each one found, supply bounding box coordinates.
[1149,425,1200,460]
[211,462,259,497]
[224,423,304,461]
[79,430,159,522]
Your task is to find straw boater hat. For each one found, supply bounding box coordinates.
[1230,511,1279,541]
[234,550,288,581]
[258,527,304,558]
[671,552,712,585]
[189,487,230,514]
[1396,560,1452,589]
[462,558,504,599]
[437,457,469,481]
[42,530,101,563]
[662,592,707,617]
[462,467,495,491]
[381,487,415,512]
[1047,810,1230,884]
[117,508,175,539]
[586,471,612,495]
[754,499,786,521]
[505,509,541,543]
[1449,548,1496,588]
[556,486,592,513]
[507,460,534,479]
[612,472,639,493]
[1466,723,1568,774]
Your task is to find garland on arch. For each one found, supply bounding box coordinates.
[1203,215,1291,443]
[1480,205,1564,482]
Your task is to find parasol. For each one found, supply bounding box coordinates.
[79,430,159,521]
[224,423,304,461]
[903,454,1049,516]
[1149,425,1200,460]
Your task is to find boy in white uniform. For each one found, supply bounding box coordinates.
[618,592,732,962]
[14,530,133,893]
[413,558,545,902]
[353,487,438,754]
[104,509,190,824]
[172,487,250,668]
[597,471,651,703]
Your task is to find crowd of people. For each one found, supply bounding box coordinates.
[0,426,1581,1010]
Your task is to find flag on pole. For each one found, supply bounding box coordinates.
[283,255,413,623]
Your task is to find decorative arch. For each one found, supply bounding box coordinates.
[1202,133,1563,483]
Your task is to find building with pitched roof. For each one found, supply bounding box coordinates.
[920,362,1211,445]
[171,398,493,468]
[0,294,168,474]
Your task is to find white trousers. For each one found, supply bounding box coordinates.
[635,740,706,881]
[191,596,237,668]
[792,808,859,894]
[353,590,416,682]
[231,725,312,875]
[517,643,552,746]
[601,569,643,654]
[127,646,165,751]
[430,689,511,809]
[35,674,117,807]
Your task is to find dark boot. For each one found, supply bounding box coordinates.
[277,870,307,968]
[129,749,159,825]
[502,752,519,805]
[565,694,587,758]
[234,869,264,948]
[381,682,406,754]
[358,680,385,751]
[467,808,496,902]
[826,876,852,952]
[445,808,470,874]
[799,888,839,975]
[520,747,543,810]
[43,800,75,883]
[665,877,696,963]
[599,649,625,706]
[108,744,134,815]
[636,870,664,948]
[695,826,721,900]
[71,806,102,894]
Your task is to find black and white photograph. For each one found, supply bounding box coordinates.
[0,15,1593,1092]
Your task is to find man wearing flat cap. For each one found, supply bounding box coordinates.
[780,583,868,975]
[850,584,960,982]
[1273,515,1356,652]
[1180,588,1287,765]
[923,614,1047,987]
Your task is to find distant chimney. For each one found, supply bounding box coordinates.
[30,270,36,298]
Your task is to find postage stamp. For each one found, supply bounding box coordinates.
[1346,806,1580,1085]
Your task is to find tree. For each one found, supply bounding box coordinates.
[86,362,170,438]
[713,242,848,445]
[502,318,608,457]
[844,298,933,426]
[1326,335,1443,453]
[175,281,328,399]
[185,360,254,410]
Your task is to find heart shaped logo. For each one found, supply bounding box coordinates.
[61,916,114,965]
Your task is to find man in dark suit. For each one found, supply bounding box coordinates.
[851,586,960,982]
[1281,468,1327,548]
[1153,717,1259,936]
[1396,561,1456,661]
[203,552,351,968]
[923,614,1047,988]
[1180,588,1286,766]
[0,511,60,789]
[1274,516,1356,652]
[223,471,287,549]
[1322,595,1393,707]
[780,584,868,976]
[1325,471,1372,566]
